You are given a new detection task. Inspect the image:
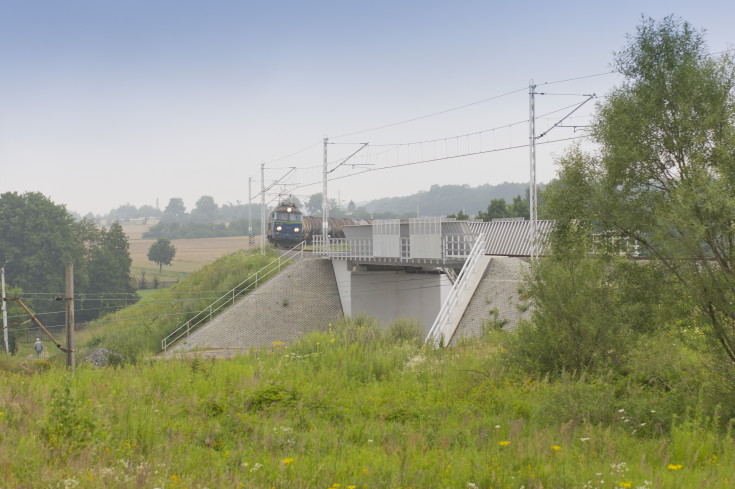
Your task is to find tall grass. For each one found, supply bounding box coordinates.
[1,317,733,488]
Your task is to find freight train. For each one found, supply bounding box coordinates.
[266,200,370,247]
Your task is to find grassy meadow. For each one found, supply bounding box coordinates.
[1,317,733,489]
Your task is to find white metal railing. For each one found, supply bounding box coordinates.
[443,233,476,259]
[590,233,641,257]
[161,241,305,353]
[425,233,486,346]
[314,234,476,263]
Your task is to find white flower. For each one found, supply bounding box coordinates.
[580,437,590,442]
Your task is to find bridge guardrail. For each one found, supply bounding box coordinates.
[314,234,476,262]
[161,241,305,353]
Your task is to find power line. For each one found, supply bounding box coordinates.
[331,86,528,139]
[537,70,617,87]
[288,135,584,193]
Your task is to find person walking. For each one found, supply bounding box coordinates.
[34,337,43,358]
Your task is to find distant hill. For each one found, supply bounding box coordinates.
[365,182,535,217]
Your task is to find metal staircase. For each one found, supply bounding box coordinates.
[425,233,487,346]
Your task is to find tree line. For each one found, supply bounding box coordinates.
[0,192,137,351]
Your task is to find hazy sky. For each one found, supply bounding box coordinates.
[1,1,733,216]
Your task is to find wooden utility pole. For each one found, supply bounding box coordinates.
[65,262,75,371]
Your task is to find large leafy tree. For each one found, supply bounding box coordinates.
[0,192,87,296]
[552,17,735,365]
[147,238,176,273]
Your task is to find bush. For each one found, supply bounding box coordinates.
[510,255,634,373]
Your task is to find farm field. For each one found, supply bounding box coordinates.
[121,220,263,286]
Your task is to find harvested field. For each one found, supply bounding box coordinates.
[129,236,262,273]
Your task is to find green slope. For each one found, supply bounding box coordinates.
[76,248,281,360]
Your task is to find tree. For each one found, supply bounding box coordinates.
[550,17,735,367]
[447,210,470,220]
[347,200,356,212]
[84,221,137,318]
[162,198,187,223]
[190,195,218,223]
[508,195,529,219]
[305,193,322,215]
[477,198,509,221]
[147,238,176,273]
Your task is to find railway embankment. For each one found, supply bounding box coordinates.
[169,257,343,352]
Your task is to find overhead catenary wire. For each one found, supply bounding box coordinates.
[331,86,529,139]
[288,135,585,194]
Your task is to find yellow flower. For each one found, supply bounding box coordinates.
[551,445,561,451]
[498,441,510,446]
[348,486,356,489]
[282,458,294,465]
[668,464,683,470]
[619,482,632,488]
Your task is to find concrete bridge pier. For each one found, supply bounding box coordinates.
[331,261,452,337]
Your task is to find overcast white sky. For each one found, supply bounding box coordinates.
[1,1,733,215]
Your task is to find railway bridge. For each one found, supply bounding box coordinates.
[163,218,553,354]
[313,218,553,345]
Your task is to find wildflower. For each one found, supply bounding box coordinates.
[667,464,683,470]
[348,486,356,489]
[551,445,561,451]
[282,458,294,465]
[618,409,625,413]
[580,437,590,442]
[495,425,501,429]
[499,441,510,446]
[467,483,478,489]
[619,482,632,488]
